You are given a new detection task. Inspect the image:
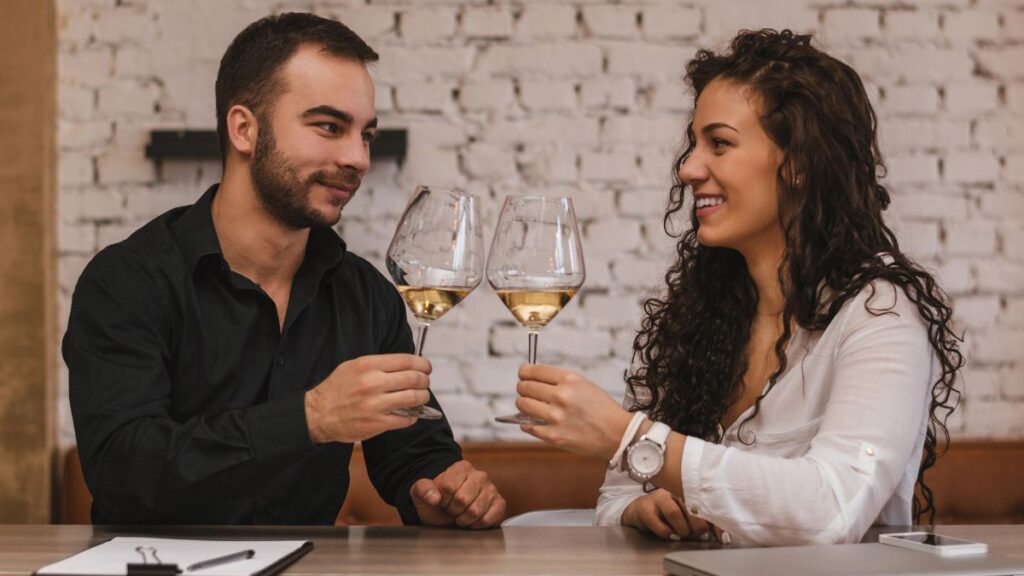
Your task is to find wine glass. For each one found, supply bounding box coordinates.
[386,186,483,420]
[487,196,585,425]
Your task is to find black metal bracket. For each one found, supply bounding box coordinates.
[145,129,407,163]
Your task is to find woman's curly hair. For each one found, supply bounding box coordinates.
[627,29,964,523]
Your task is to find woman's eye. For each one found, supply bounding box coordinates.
[711,138,730,150]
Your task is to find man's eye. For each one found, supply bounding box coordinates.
[362,131,377,144]
[317,122,339,134]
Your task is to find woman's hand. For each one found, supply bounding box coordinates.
[515,364,631,460]
[621,489,711,541]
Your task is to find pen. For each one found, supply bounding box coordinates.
[187,549,255,572]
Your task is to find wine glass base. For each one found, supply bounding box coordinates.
[495,412,546,425]
[392,405,444,420]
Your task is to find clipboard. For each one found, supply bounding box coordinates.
[34,537,313,576]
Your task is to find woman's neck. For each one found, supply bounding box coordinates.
[739,235,786,320]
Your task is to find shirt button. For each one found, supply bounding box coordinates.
[276,355,285,366]
[865,447,876,457]
[690,506,699,515]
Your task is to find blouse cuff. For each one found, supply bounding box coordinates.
[681,436,707,518]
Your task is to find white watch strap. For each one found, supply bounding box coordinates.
[608,411,646,470]
[645,421,671,449]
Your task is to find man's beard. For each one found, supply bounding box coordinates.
[250,120,361,230]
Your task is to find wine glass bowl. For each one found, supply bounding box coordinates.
[486,196,585,425]
[385,186,483,420]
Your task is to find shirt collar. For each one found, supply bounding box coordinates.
[174,183,348,275]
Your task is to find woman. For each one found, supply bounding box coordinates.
[514,29,963,546]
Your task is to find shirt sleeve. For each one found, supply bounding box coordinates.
[360,266,462,525]
[680,282,934,546]
[64,246,316,523]
[594,380,646,525]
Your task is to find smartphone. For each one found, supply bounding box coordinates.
[879,531,988,557]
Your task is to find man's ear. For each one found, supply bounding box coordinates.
[226,104,259,157]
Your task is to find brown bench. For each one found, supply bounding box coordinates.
[60,441,1024,525]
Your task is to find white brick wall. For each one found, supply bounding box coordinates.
[55,0,1024,448]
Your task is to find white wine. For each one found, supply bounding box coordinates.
[398,286,471,322]
[495,289,577,328]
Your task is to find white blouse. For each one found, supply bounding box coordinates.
[595,279,937,546]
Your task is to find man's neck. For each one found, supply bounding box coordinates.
[211,169,308,290]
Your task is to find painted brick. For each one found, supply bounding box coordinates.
[580,150,638,182]
[399,8,457,44]
[478,44,602,77]
[641,6,701,40]
[580,77,637,110]
[582,5,639,39]
[884,11,940,41]
[461,6,513,39]
[339,7,396,39]
[394,81,455,112]
[514,5,577,40]
[944,152,1001,183]
[519,80,577,112]
[944,221,998,256]
[977,46,1024,80]
[943,10,1000,42]
[882,85,940,114]
[944,83,1000,114]
[459,80,516,113]
[822,8,882,41]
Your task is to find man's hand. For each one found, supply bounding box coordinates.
[409,460,506,528]
[621,489,710,541]
[304,354,432,444]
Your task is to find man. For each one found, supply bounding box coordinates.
[64,13,505,527]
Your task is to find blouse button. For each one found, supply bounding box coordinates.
[865,447,876,457]
[690,506,699,515]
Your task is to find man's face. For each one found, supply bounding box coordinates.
[250,43,377,230]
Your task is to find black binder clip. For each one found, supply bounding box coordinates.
[126,545,182,575]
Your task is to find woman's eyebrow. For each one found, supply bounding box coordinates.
[701,122,739,135]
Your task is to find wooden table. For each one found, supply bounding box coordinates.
[1,524,1022,575]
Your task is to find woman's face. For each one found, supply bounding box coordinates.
[678,78,787,257]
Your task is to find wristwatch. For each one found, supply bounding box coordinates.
[626,421,671,487]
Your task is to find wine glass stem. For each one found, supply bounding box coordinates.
[527,329,538,365]
[415,322,430,357]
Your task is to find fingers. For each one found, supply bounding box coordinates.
[357,353,432,375]
[379,369,431,393]
[444,471,486,518]
[636,501,676,540]
[515,396,558,424]
[518,363,569,384]
[469,494,506,529]
[409,478,442,508]
[453,481,495,527]
[381,388,432,411]
[656,494,692,538]
[516,379,559,403]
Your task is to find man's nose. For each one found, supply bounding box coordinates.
[335,133,370,175]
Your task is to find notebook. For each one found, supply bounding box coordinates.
[664,543,1024,576]
[35,536,313,576]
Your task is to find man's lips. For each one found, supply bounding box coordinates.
[318,180,358,201]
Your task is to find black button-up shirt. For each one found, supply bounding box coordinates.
[64,185,461,525]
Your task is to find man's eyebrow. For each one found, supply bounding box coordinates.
[301,105,379,129]
[700,122,739,135]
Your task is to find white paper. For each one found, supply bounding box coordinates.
[36,536,309,576]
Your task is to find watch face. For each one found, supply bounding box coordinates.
[629,442,663,476]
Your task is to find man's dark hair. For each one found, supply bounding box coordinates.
[215,12,379,159]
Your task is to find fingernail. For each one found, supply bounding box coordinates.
[669,533,682,541]
[429,490,440,501]
[722,531,732,545]
[699,533,710,542]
